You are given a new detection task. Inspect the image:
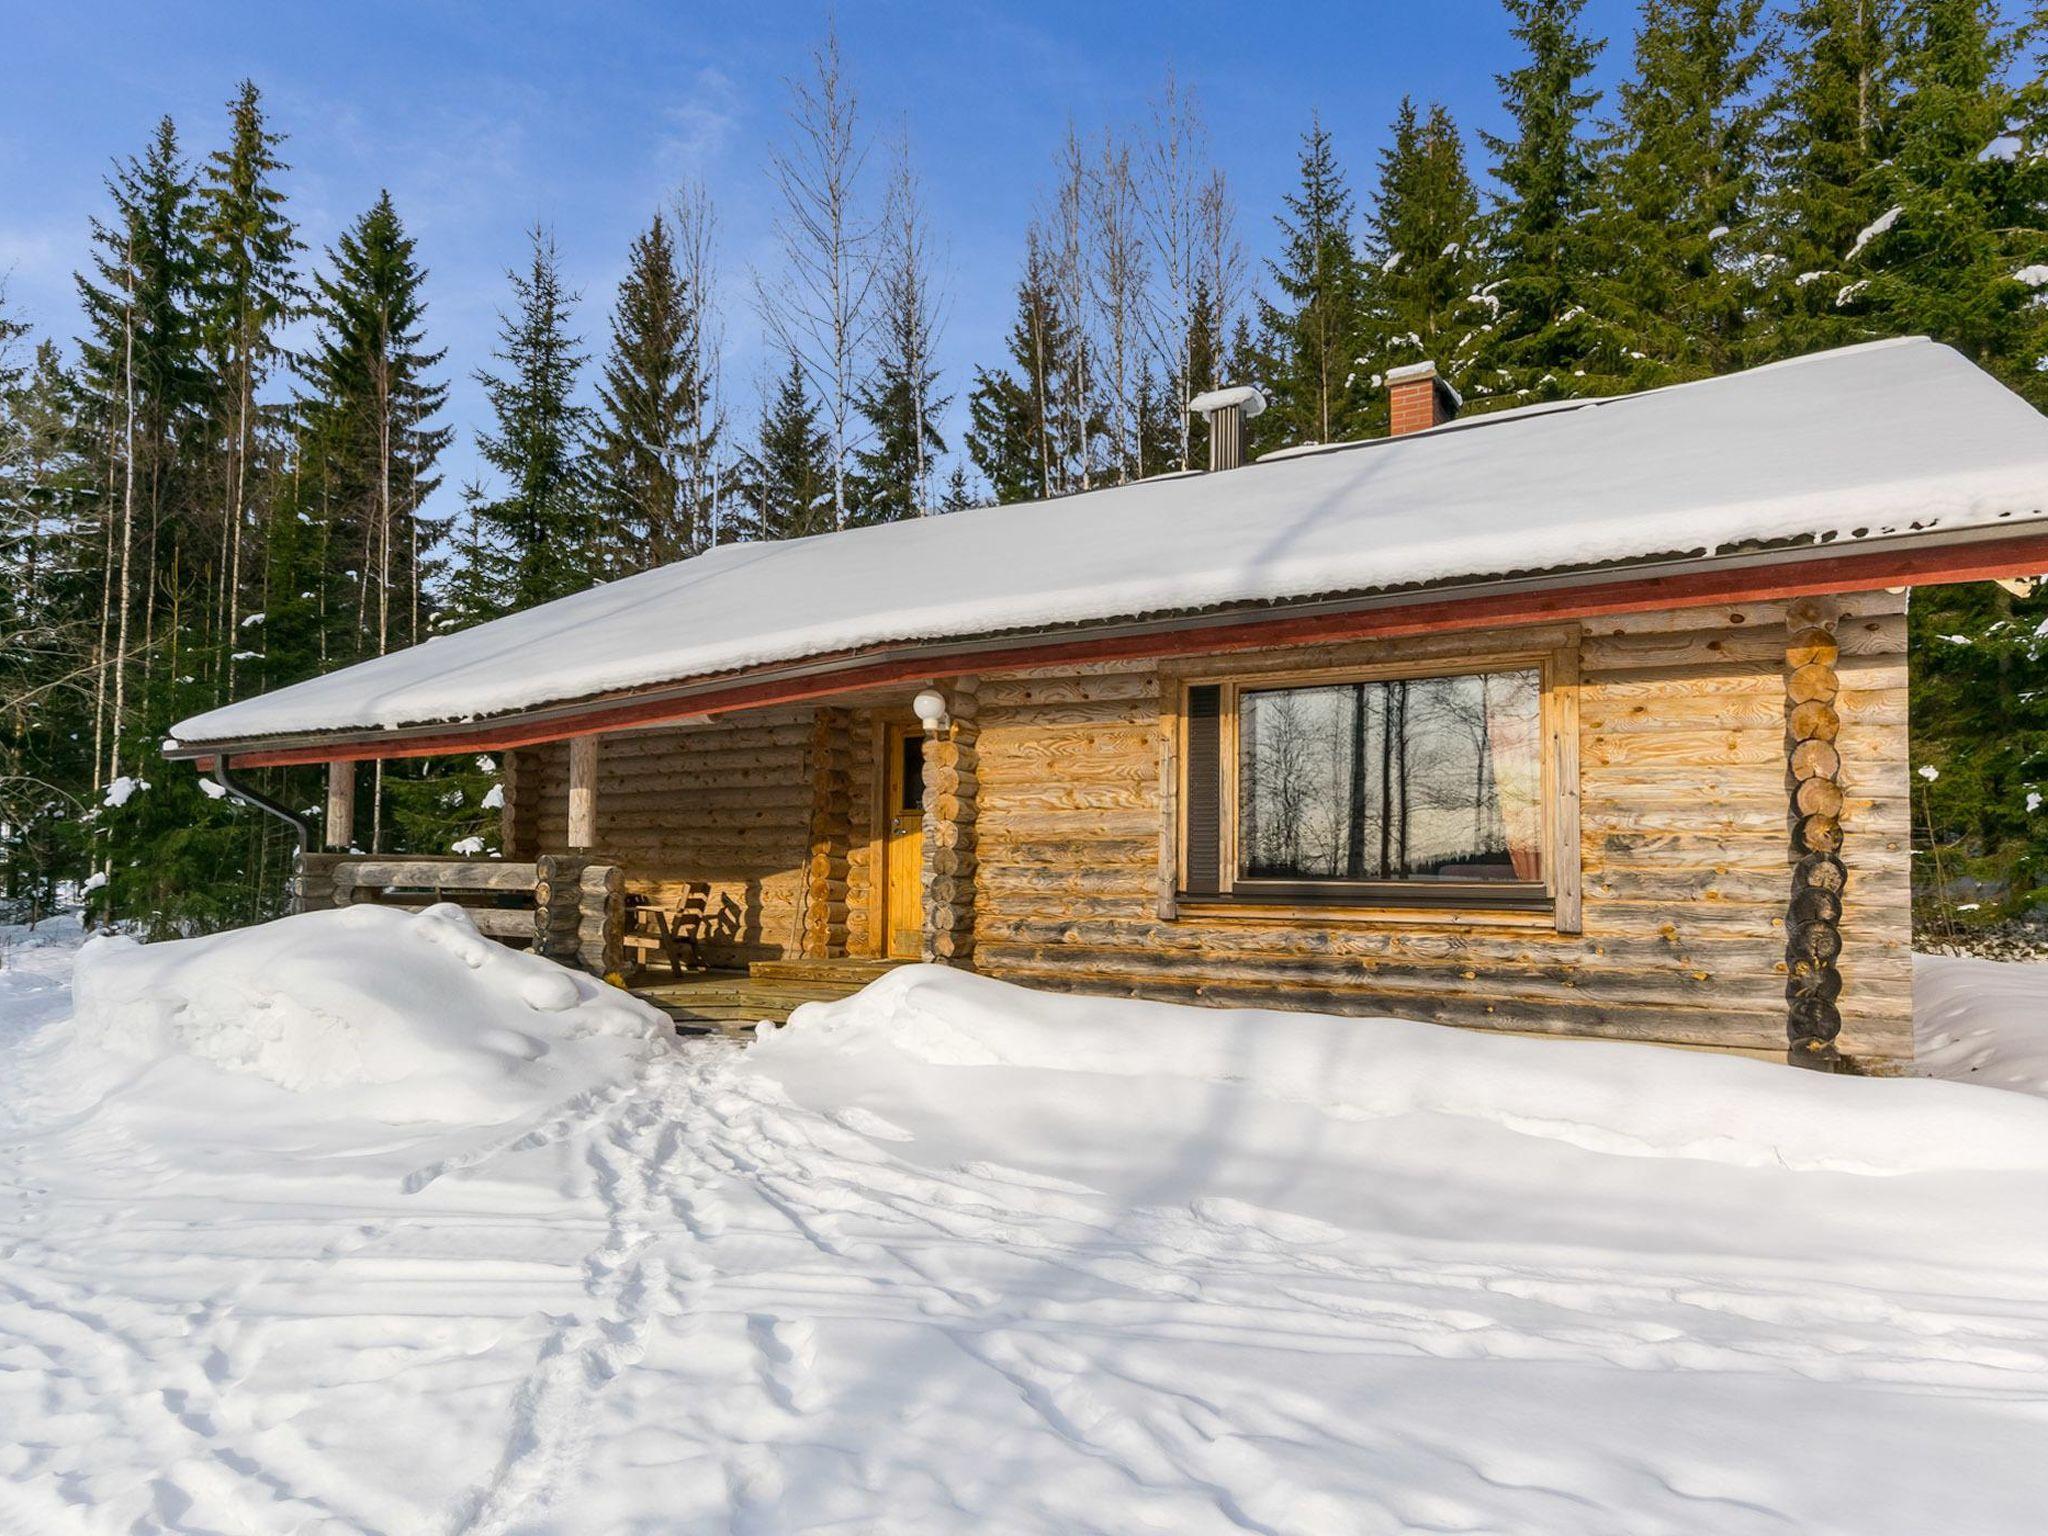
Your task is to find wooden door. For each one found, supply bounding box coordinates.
[884,725,925,958]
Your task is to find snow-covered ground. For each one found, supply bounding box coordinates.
[1914,949,2048,1096]
[2,910,2047,1534]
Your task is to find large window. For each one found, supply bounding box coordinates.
[1180,658,1561,911]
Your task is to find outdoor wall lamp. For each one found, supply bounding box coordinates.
[912,688,950,733]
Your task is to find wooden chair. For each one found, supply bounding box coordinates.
[623,881,711,978]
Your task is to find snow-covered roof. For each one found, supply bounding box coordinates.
[171,339,2048,750]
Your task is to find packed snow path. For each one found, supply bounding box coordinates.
[2,918,2047,1533]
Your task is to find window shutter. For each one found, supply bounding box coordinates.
[1184,684,1223,894]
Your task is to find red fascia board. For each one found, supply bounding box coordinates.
[220,531,2048,769]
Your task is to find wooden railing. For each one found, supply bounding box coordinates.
[295,853,625,976]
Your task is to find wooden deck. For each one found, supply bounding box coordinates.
[633,958,903,1033]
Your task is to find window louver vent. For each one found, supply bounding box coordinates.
[1184,684,1222,894]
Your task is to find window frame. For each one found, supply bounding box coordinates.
[1162,629,1582,933]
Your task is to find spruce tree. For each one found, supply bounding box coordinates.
[852,143,948,522]
[1876,2,2048,931]
[852,285,949,523]
[1756,0,1901,356]
[964,362,1041,506]
[198,79,300,698]
[736,353,834,540]
[587,212,717,573]
[965,237,1075,503]
[1850,1,2046,400]
[1908,579,2048,930]
[438,482,504,634]
[1134,355,1181,477]
[0,289,25,396]
[1478,0,1614,401]
[275,192,453,861]
[938,461,978,511]
[1593,0,1772,384]
[0,339,97,913]
[296,192,450,667]
[1365,100,1488,391]
[852,344,948,522]
[469,226,592,615]
[1255,116,1371,446]
[73,116,227,927]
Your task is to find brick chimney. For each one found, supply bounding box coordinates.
[1188,385,1266,471]
[1387,361,1461,436]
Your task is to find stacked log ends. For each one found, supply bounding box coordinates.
[534,852,590,965]
[804,709,855,958]
[922,678,979,967]
[1783,601,1847,1067]
[295,852,347,913]
[577,862,626,978]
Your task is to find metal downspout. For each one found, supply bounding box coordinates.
[210,759,313,911]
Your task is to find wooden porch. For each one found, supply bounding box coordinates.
[634,958,902,1032]
[298,680,975,1035]
[294,847,899,1034]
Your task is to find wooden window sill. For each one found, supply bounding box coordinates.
[1171,895,1562,932]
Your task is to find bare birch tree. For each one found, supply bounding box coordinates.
[668,180,732,549]
[1092,132,1148,482]
[845,132,951,520]
[1048,124,1096,491]
[1138,70,1205,472]
[882,133,947,512]
[1197,168,1248,356]
[756,24,880,530]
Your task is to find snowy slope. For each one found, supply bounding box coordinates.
[1915,950,2048,1095]
[171,338,2048,747]
[2,915,2048,1533]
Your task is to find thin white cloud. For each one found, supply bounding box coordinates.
[655,67,744,177]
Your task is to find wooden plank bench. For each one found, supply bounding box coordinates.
[622,881,711,980]
[301,853,625,975]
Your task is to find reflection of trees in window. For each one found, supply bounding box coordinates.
[1238,669,1541,884]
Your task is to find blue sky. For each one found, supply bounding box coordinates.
[1,0,1649,507]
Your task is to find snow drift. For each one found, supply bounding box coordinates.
[7,916,2048,1531]
[71,903,672,1124]
[1916,950,2048,1096]
[767,964,2048,1176]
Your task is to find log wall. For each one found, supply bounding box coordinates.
[515,709,817,967]
[505,705,888,969]
[495,592,1912,1062]
[968,594,1913,1063]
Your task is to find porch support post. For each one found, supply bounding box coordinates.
[1784,596,1847,1069]
[804,708,854,959]
[567,734,600,850]
[921,677,980,968]
[324,760,355,851]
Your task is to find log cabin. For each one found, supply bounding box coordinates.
[166,339,2048,1070]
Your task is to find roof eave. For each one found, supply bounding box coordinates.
[167,519,2048,767]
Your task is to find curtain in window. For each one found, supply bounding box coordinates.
[1480,671,1543,881]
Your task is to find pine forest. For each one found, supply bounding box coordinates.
[2,0,2045,938]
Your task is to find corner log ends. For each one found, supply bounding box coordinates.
[922,678,979,967]
[1784,598,1847,1068]
[535,852,625,977]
